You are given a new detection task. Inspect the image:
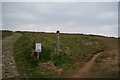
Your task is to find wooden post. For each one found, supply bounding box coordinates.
[37,52,39,59]
[56,30,60,56]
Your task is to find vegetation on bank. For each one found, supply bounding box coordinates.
[14,32,105,78]
[2,30,13,39]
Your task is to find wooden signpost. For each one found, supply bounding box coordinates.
[35,43,41,59]
[56,30,60,56]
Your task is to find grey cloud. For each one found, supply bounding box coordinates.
[2,2,118,37]
[0,2,2,28]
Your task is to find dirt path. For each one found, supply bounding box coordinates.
[72,52,103,78]
[2,33,21,79]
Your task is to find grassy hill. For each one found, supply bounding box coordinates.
[13,31,106,78]
[2,30,118,78]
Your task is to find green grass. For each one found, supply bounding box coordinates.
[2,30,13,39]
[86,38,118,78]
[14,32,105,78]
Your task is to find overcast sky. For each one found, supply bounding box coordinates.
[2,2,118,37]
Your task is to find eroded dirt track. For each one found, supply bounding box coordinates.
[72,38,118,78]
[72,52,103,78]
[2,33,21,79]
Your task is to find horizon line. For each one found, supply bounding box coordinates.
[1,29,118,38]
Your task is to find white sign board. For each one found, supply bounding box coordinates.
[35,43,41,52]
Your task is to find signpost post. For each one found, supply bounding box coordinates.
[35,43,41,59]
[56,30,60,56]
